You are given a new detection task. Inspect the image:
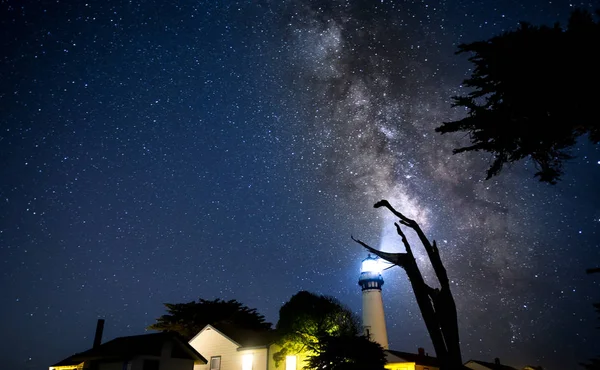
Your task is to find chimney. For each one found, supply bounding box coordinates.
[494,358,501,366]
[418,347,425,356]
[93,319,105,348]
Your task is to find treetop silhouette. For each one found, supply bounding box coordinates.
[148,298,272,340]
[437,9,600,184]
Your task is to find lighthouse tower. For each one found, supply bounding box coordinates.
[358,254,389,349]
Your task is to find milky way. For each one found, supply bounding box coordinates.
[269,0,600,366]
[1,1,599,370]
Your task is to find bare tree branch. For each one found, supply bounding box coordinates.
[375,199,451,290]
[374,200,416,226]
[355,200,463,370]
[350,235,409,267]
[394,222,414,258]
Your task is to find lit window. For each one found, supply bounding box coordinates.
[286,355,297,370]
[242,353,253,370]
[210,356,221,370]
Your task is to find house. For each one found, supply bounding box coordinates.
[188,324,309,370]
[187,322,435,370]
[50,321,206,370]
[385,348,440,370]
[464,358,518,370]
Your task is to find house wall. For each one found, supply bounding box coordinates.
[160,357,196,370]
[189,327,268,370]
[385,360,439,370]
[123,356,194,370]
[98,362,126,370]
[50,365,83,370]
[385,362,416,370]
[190,327,238,370]
[239,348,268,370]
[464,362,491,370]
[416,365,439,370]
[188,327,313,370]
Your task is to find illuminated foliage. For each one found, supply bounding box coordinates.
[148,298,272,340]
[273,291,360,365]
[436,9,600,184]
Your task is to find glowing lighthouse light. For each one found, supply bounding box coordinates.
[361,256,385,273]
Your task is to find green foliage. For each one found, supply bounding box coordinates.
[148,298,272,340]
[306,335,387,370]
[436,9,600,184]
[273,291,360,365]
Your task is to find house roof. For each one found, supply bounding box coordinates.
[209,323,280,349]
[51,332,206,367]
[465,359,518,370]
[51,356,84,367]
[385,350,440,367]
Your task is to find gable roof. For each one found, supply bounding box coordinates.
[190,324,279,349]
[51,356,84,367]
[385,350,440,367]
[465,359,518,370]
[52,332,206,367]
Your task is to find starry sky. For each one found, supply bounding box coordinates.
[2,1,599,369]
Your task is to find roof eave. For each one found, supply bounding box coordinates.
[237,345,269,351]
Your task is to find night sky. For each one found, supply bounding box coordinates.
[2,1,599,369]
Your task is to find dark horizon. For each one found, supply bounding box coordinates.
[1,1,599,370]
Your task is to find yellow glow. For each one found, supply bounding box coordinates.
[242,353,253,370]
[285,356,297,370]
[385,362,416,370]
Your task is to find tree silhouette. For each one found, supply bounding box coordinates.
[352,200,462,370]
[273,291,360,365]
[436,9,600,184]
[580,268,600,370]
[148,298,272,340]
[306,334,386,370]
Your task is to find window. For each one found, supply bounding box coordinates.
[242,353,253,370]
[286,356,297,370]
[143,359,160,370]
[210,356,222,370]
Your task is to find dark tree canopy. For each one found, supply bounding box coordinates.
[436,9,600,184]
[306,335,387,370]
[148,298,272,340]
[580,268,600,370]
[273,291,360,364]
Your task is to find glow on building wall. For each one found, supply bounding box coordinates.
[242,353,253,370]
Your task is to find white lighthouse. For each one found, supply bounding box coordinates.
[358,254,389,349]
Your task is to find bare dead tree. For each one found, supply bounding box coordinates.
[352,200,463,370]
